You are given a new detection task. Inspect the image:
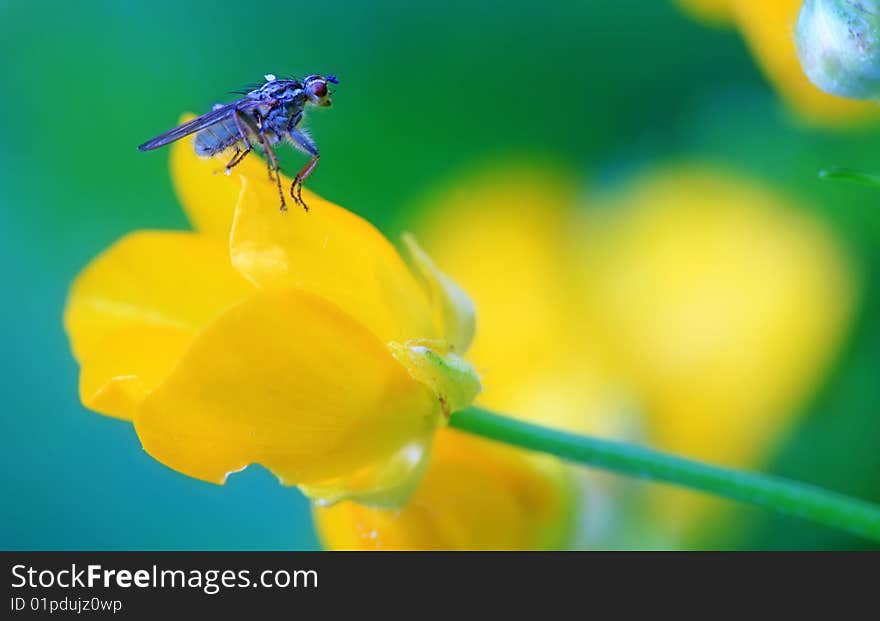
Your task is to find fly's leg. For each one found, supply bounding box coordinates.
[265,157,275,182]
[223,146,240,173]
[230,110,255,172]
[261,141,286,212]
[290,155,319,211]
[287,128,319,212]
[253,110,276,181]
[225,109,257,174]
[275,110,303,186]
[235,109,286,211]
[231,111,254,150]
[223,144,252,175]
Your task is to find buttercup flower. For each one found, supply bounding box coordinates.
[318,161,857,547]
[64,115,480,507]
[678,0,880,125]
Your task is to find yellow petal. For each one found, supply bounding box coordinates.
[78,324,192,420]
[135,288,440,491]
[230,175,435,344]
[314,427,575,550]
[401,234,476,353]
[64,231,254,419]
[300,439,432,509]
[64,231,254,362]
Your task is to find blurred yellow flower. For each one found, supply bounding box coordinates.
[678,0,880,125]
[580,168,855,468]
[64,116,480,507]
[578,167,857,534]
[315,427,575,550]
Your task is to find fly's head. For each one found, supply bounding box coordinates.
[303,74,337,108]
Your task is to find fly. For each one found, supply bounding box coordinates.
[138,73,338,212]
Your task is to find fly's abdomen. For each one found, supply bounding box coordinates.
[193,118,242,156]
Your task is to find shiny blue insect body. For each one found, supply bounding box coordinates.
[138,73,338,211]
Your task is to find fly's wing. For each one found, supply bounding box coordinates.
[137,100,255,151]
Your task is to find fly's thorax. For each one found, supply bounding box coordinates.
[249,79,306,104]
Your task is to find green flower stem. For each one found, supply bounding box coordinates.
[449,406,880,542]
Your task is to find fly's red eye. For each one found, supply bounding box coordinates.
[310,80,328,97]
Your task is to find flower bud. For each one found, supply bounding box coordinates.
[796,0,880,100]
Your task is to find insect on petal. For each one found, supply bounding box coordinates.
[170,114,269,237]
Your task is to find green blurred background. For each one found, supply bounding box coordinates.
[1,0,878,550]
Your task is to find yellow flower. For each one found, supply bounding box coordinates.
[63,116,479,506]
[314,427,575,550]
[678,0,880,125]
[580,167,856,466]
[577,166,857,535]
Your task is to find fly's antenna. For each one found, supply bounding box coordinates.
[327,74,339,84]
